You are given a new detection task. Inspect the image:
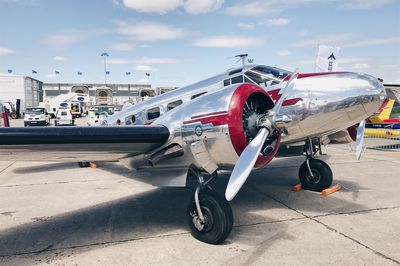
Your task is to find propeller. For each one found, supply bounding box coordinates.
[355,120,366,160]
[225,70,299,201]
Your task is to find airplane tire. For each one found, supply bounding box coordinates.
[78,162,91,168]
[299,159,333,192]
[187,188,233,244]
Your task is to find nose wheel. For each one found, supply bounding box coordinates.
[187,169,233,244]
[187,188,233,244]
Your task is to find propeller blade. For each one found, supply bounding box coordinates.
[225,128,270,201]
[355,120,366,160]
[274,69,299,114]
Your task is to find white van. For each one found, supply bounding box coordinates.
[54,109,75,126]
[24,107,51,127]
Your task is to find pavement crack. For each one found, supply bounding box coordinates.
[0,232,190,258]
[0,162,16,174]
[0,178,124,188]
[252,185,400,265]
[313,206,400,218]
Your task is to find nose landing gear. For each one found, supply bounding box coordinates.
[187,169,233,244]
[298,138,333,192]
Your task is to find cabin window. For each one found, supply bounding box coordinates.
[244,76,252,83]
[191,92,207,100]
[231,75,243,84]
[147,107,160,120]
[223,79,231,86]
[167,100,183,111]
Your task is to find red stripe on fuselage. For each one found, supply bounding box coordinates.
[191,110,228,119]
[183,114,229,126]
[283,72,349,81]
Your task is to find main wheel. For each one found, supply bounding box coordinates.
[299,159,333,192]
[187,189,233,244]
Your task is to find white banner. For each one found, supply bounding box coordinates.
[315,45,340,72]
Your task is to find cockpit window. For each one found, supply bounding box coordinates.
[244,65,292,86]
[231,75,243,84]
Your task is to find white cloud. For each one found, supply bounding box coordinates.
[277,50,291,56]
[134,65,153,72]
[263,18,290,26]
[194,35,264,48]
[238,22,256,30]
[47,73,58,79]
[351,63,370,69]
[53,56,66,61]
[343,37,400,48]
[224,1,280,16]
[341,0,394,9]
[224,0,394,17]
[138,78,150,84]
[0,47,15,56]
[108,57,183,65]
[183,0,224,14]
[121,0,224,14]
[111,42,135,51]
[122,0,182,13]
[44,29,107,50]
[290,33,354,47]
[114,20,186,42]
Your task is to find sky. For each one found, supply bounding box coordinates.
[0,0,399,88]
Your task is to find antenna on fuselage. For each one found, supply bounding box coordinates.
[235,54,249,67]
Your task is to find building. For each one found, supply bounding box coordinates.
[0,74,43,110]
[156,86,179,95]
[43,82,156,107]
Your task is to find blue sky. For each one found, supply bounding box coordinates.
[0,0,399,87]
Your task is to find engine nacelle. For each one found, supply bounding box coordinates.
[151,83,281,174]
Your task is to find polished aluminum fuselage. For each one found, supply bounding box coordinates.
[0,66,386,187]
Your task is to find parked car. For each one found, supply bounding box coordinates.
[24,107,51,126]
[54,109,75,126]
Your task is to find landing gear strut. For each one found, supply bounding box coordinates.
[298,138,333,192]
[187,169,233,244]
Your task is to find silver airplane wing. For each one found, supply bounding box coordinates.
[0,126,169,162]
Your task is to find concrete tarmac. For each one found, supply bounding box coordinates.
[0,125,399,265]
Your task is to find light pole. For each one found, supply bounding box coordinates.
[101,52,109,85]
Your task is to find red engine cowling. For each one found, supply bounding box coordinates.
[227,83,281,168]
[174,83,281,170]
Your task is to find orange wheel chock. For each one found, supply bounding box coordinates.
[90,163,97,168]
[321,184,341,197]
[292,184,302,192]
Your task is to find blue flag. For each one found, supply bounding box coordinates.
[126,72,131,75]
[106,71,110,75]
[32,70,37,74]
[145,72,150,76]
[77,71,82,75]
[7,69,12,73]
[55,70,60,75]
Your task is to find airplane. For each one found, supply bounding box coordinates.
[0,58,386,244]
[367,98,400,129]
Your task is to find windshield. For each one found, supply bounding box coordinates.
[25,108,45,115]
[244,65,292,86]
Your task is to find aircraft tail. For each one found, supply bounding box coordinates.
[369,99,395,123]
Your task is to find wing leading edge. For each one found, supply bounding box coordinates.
[0,126,170,162]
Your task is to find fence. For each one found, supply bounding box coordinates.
[363,128,400,151]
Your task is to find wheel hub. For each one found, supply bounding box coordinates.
[191,207,213,232]
[306,170,321,184]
